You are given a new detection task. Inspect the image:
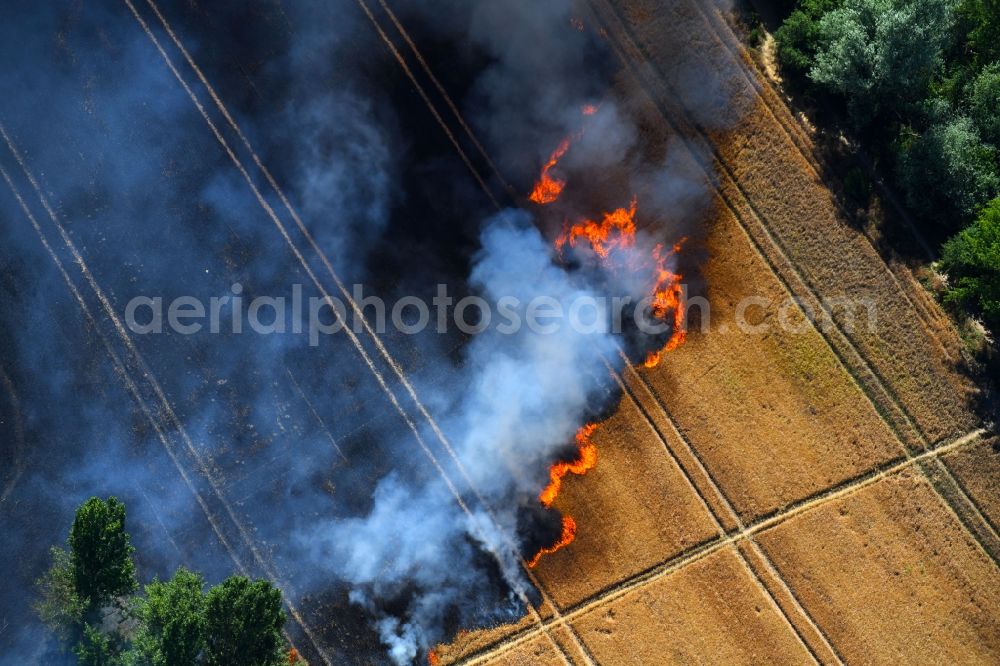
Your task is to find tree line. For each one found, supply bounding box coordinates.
[771,0,999,342]
[36,497,306,666]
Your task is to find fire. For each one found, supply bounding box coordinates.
[525,120,689,569]
[527,515,577,568]
[287,648,301,665]
[428,649,440,666]
[539,423,598,507]
[644,239,687,367]
[528,107,599,205]
[527,424,597,567]
[555,197,638,258]
[528,137,571,205]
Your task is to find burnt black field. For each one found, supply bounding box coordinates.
[0,1,501,661]
[0,0,702,662]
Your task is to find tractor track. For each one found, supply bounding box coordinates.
[360,2,998,662]
[583,0,1000,569]
[457,428,987,665]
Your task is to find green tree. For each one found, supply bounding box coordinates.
[810,0,958,125]
[958,0,1000,67]
[34,546,84,641]
[132,568,206,666]
[897,115,999,225]
[74,623,120,666]
[69,497,138,609]
[969,63,1000,146]
[774,0,844,79]
[940,197,1000,329]
[203,576,285,666]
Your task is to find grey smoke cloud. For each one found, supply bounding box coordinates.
[0,0,737,663]
[304,211,626,661]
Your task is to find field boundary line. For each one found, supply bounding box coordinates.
[616,355,846,664]
[456,428,986,664]
[584,0,1000,568]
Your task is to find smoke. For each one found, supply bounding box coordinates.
[0,0,736,663]
[305,211,629,661]
[0,0,403,660]
[292,0,724,661]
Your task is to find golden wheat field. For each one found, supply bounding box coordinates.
[427,1,1000,663]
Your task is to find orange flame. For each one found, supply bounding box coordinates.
[554,197,638,258]
[556,199,686,367]
[428,649,440,666]
[644,238,687,367]
[539,423,598,507]
[528,424,598,567]
[527,515,577,568]
[528,107,600,206]
[525,127,689,570]
[287,648,300,665]
[529,138,571,205]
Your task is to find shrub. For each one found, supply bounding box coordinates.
[969,63,1000,146]
[810,0,958,126]
[940,197,1000,331]
[897,115,999,226]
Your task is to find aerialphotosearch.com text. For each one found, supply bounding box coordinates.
[124,282,878,346]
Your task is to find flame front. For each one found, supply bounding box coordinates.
[526,423,597,566]
[539,423,599,507]
[645,239,687,367]
[528,106,598,206]
[525,128,689,568]
[554,198,686,368]
[555,197,638,258]
[527,515,577,568]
